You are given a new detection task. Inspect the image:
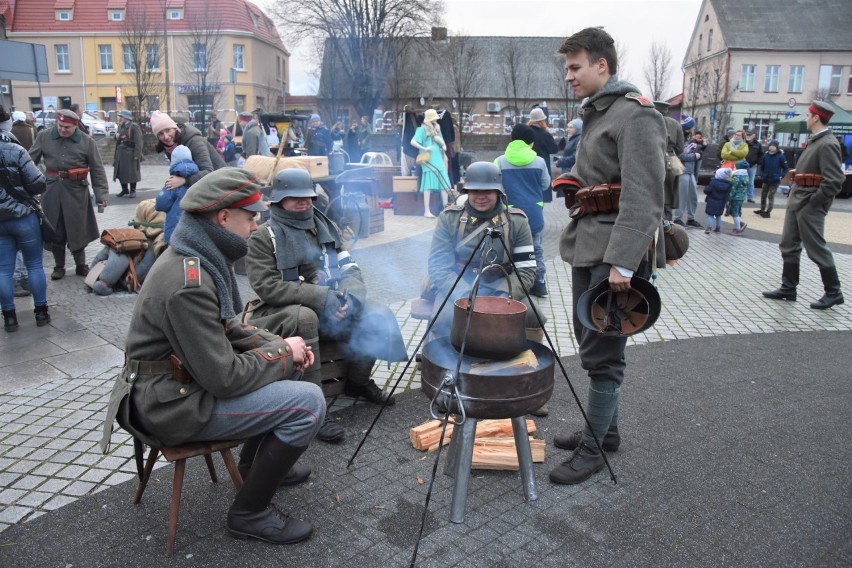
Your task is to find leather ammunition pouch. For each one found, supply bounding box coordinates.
[46,167,90,181]
[793,173,823,187]
[575,184,622,214]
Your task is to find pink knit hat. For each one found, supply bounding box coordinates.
[150,111,178,136]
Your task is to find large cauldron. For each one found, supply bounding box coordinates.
[420,337,554,419]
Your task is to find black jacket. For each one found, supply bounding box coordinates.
[530,124,558,202]
[0,134,47,221]
[746,139,763,166]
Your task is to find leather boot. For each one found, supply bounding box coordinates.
[117,185,128,197]
[72,250,88,276]
[34,305,50,327]
[554,424,620,452]
[344,358,395,405]
[238,435,311,486]
[810,266,844,310]
[227,434,313,544]
[762,262,799,301]
[3,310,18,333]
[549,443,605,485]
[51,267,66,280]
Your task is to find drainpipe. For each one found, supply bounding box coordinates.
[79,36,87,109]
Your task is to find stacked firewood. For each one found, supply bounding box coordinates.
[409,418,545,471]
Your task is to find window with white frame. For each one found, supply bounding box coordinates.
[788,65,804,93]
[193,44,207,72]
[122,45,135,71]
[740,64,756,91]
[109,10,124,21]
[707,29,713,52]
[233,45,245,70]
[819,65,843,95]
[99,45,114,71]
[146,44,159,71]
[168,9,182,20]
[55,45,70,72]
[56,10,71,21]
[764,65,780,92]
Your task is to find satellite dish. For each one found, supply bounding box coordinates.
[419,97,425,106]
[452,99,458,109]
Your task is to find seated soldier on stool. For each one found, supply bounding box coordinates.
[245,168,407,442]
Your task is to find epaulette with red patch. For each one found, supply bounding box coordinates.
[183,257,201,288]
[625,92,655,108]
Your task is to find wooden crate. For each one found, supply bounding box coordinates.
[366,195,385,235]
[393,176,419,192]
[291,156,329,179]
[394,191,442,216]
[314,340,348,397]
[370,166,401,198]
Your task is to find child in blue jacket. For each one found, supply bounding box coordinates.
[703,167,732,233]
[755,140,788,218]
[728,161,750,234]
[155,145,198,243]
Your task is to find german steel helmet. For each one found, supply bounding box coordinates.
[462,161,505,194]
[577,277,661,336]
[265,168,317,202]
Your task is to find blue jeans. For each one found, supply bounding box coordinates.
[747,166,757,200]
[14,251,27,280]
[185,380,326,448]
[0,213,48,312]
[532,230,545,282]
[674,174,698,221]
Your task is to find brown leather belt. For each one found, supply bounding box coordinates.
[130,358,192,384]
[46,169,69,178]
[46,167,89,181]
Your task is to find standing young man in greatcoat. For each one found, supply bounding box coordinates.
[549,27,666,485]
[762,100,845,309]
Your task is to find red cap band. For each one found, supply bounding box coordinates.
[231,191,263,209]
[809,105,832,122]
[56,114,79,125]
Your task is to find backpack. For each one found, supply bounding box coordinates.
[100,228,148,254]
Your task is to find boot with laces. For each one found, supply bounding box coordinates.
[549,442,605,485]
[34,305,50,327]
[554,424,620,452]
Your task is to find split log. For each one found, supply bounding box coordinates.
[471,437,545,471]
[409,418,537,452]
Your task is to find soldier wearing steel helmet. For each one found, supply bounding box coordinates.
[245,168,407,443]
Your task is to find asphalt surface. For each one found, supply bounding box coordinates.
[0,161,850,566]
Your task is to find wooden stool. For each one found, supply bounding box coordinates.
[133,439,244,556]
[315,340,349,397]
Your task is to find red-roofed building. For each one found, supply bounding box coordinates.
[2,0,290,124]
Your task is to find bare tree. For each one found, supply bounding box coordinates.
[120,7,164,120]
[441,34,485,145]
[272,0,438,119]
[180,5,227,133]
[551,53,579,127]
[643,41,673,101]
[705,59,736,140]
[501,39,531,125]
[684,54,707,117]
[616,39,632,85]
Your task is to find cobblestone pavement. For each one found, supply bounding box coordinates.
[0,163,850,565]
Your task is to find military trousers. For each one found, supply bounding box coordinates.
[779,191,836,269]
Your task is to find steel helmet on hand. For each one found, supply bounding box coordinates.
[462,161,505,195]
[577,276,661,336]
[265,168,317,203]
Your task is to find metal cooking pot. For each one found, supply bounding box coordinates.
[451,265,527,360]
[421,337,554,419]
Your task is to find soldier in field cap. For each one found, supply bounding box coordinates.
[29,108,109,280]
[763,100,845,309]
[101,167,325,546]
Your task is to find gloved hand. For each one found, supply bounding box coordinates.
[322,289,348,324]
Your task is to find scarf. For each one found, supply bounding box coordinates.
[729,139,743,149]
[463,199,503,222]
[169,213,247,319]
[268,206,341,273]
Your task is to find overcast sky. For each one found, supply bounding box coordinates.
[268,0,704,99]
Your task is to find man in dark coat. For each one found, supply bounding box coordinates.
[763,100,845,310]
[70,104,90,136]
[113,109,143,197]
[551,28,666,485]
[100,168,323,545]
[29,110,109,280]
[654,100,684,221]
[528,107,559,204]
[11,111,35,150]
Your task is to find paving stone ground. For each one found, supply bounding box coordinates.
[0,162,850,566]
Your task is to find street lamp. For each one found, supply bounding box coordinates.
[162,5,171,113]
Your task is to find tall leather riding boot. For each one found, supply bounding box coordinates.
[238,434,310,486]
[762,262,799,301]
[51,243,67,280]
[72,249,89,277]
[227,434,313,544]
[811,266,844,310]
[117,184,128,197]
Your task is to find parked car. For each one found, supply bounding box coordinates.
[81,112,116,137]
[32,110,56,131]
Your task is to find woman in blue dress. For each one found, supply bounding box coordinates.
[410,109,452,217]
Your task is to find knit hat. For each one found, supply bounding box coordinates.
[528,108,547,123]
[733,168,749,177]
[423,109,439,123]
[219,128,228,137]
[309,113,321,123]
[171,145,192,164]
[12,111,27,123]
[715,168,732,179]
[725,128,735,138]
[150,111,177,136]
[568,118,583,134]
[768,139,780,149]
[680,115,696,131]
[0,112,10,132]
[511,123,535,145]
[180,168,268,213]
[735,159,749,170]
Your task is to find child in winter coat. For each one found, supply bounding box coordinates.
[703,167,732,233]
[222,133,238,166]
[155,145,198,243]
[727,161,750,234]
[756,140,788,218]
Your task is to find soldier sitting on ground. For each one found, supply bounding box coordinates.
[244,168,407,443]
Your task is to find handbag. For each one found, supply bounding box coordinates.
[100,228,148,254]
[666,154,686,176]
[416,151,430,165]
